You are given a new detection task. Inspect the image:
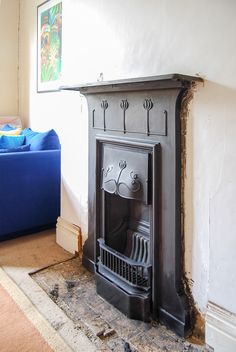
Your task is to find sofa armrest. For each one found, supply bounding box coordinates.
[0,150,61,240]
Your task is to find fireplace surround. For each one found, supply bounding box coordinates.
[62,74,202,337]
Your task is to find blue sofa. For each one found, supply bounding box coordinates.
[0,148,61,241]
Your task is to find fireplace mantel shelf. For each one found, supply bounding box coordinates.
[60,73,203,94]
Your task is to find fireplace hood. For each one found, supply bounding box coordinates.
[62,74,203,337]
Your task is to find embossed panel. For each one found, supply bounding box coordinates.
[101,144,151,204]
[91,92,168,136]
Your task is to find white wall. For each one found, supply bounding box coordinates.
[19,0,236,325]
[19,0,88,239]
[0,0,19,115]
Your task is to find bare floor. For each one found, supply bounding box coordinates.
[0,231,209,352]
[32,256,209,352]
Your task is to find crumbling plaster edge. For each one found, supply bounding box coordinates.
[180,81,206,340]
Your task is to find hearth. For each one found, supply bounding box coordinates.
[62,74,202,337]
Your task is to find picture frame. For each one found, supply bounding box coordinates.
[37,0,63,93]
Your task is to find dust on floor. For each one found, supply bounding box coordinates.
[31,256,210,352]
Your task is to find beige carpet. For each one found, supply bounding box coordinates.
[0,268,72,352]
[0,283,53,352]
[0,230,72,270]
[0,230,97,352]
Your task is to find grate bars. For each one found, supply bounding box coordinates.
[98,238,151,291]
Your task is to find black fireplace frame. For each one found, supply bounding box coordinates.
[62,74,203,337]
[95,137,160,322]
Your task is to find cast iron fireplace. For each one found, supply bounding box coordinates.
[63,74,202,337]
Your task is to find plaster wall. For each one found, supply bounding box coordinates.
[19,0,236,320]
[0,0,19,115]
[19,0,88,239]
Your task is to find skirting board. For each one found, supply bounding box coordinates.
[206,301,236,352]
[56,217,82,254]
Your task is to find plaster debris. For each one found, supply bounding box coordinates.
[103,328,116,338]
[32,256,210,352]
[49,283,59,300]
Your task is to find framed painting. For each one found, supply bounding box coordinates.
[37,0,62,92]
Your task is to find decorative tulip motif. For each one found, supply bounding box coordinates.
[101,100,108,131]
[143,98,153,136]
[103,159,141,196]
[120,99,129,134]
[119,160,127,170]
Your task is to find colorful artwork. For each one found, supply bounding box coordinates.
[37,0,62,92]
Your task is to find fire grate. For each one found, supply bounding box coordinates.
[98,238,151,291]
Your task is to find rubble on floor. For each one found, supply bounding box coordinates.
[31,257,210,352]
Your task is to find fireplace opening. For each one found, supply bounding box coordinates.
[98,191,152,293]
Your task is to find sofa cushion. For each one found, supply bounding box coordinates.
[0,135,25,149]
[0,144,30,153]
[0,127,22,136]
[21,128,39,141]
[0,116,22,130]
[22,129,60,151]
[0,124,14,131]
